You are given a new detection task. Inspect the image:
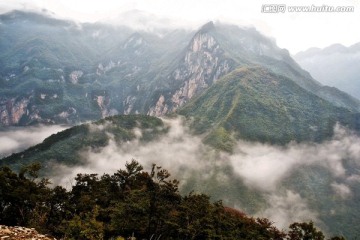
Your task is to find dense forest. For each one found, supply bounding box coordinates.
[0,160,345,240]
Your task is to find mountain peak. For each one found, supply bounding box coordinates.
[322,43,347,54]
[294,47,322,58]
[350,42,360,52]
[199,21,215,33]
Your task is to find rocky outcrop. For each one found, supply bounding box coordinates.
[148,23,235,116]
[56,107,77,119]
[96,61,117,75]
[69,70,83,84]
[2,14,359,127]
[92,91,111,118]
[0,97,30,126]
[96,95,109,117]
[0,95,80,126]
[0,225,56,240]
[148,94,168,116]
[123,95,137,115]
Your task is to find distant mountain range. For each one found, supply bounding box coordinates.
[1,10,359,130]
[294,43,360,99]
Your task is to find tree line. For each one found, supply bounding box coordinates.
[0,160,345,240]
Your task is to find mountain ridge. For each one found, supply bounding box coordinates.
[294,42,360,99]
[2,111,360,238]
[178,66,360,151]
[1,10,359,128]
[2,10,360,239]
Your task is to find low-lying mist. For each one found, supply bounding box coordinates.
[49,118,360,230]
[0,125,69,158]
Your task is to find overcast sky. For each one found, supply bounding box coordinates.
[0,0,359,54]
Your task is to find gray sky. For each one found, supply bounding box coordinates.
[1,0,359,54]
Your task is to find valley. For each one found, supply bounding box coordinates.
[1,10,360,239]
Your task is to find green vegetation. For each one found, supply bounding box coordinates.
[0,11,195,126]
[0,161,346,240]
[2,11,359,128]
[179,66,360,151]
[1,11,360,240]
[0,115,167,170]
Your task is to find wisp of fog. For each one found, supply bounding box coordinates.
[0,125,68,158]
[50,118,360,230]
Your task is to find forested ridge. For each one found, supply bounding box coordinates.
[0,160,345,240]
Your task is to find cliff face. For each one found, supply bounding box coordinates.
[0,97,30,126]
[1,12,359,127]
[171,31,232,106]
[148,24,235,116]
[0,93,79,126]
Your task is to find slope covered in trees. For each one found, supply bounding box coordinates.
[179,66,360,151]
[0,161,345,240]
[1,11,359,128]
[1,115,167,170]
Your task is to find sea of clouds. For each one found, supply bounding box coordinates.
[38,118,360,230]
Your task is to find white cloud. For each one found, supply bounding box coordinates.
[259,190,319,229]
[229,124,360,191]
[331,182,352,199]
[46,119,360,230]
[0,125,68,158]
[50,117,214,187]
[50,121,360,196]
[0,136,21,155]
[1,0,359,53]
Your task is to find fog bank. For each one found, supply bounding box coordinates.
[0,125,69,158]
[49,119,360,229]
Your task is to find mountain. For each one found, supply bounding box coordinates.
[0,11,132,126]
[2,64,360,239]
[179,66,360,151]
[1,115,166,170]
[294,43,360,99]
[3,10,360,238]
[2,113,360,238]
[176,66,360,238]
[1,11,360,128]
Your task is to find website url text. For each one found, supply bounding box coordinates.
[261,4,355,13]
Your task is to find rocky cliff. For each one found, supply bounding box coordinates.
[0,97,30,126]
[148,22,235,115]
[1,12,359,127]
